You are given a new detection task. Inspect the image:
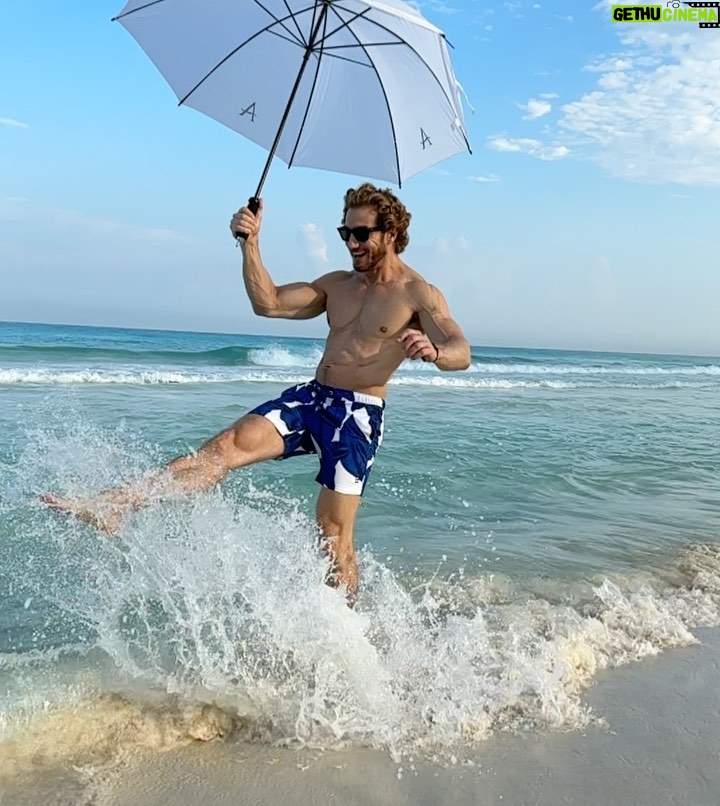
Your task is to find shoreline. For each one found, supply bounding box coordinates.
[5,627,719,806]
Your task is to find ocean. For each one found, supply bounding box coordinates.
[2,320,720,796]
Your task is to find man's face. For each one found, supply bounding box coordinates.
[343,206,391,273]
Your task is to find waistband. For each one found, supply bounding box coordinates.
[309,379,385,408]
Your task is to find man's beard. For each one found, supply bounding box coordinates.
[352,240,387,272]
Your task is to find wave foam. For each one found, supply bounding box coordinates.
[248,344,324,368]
[2,367,715,390]
[468,363,720,376]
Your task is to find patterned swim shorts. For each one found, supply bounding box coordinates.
[250,379,385,496]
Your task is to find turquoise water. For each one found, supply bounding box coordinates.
[3,320,720,776]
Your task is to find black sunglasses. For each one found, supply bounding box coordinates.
[337,225,384,243]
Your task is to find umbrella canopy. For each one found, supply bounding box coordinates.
[114,0,471,192]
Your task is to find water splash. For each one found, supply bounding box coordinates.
[3,416,720,778]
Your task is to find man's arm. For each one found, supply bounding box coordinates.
[400,282,471,371]
[231,200,328,320]
[243,239,330,319]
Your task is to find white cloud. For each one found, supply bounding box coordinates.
[434,235,471,253]
[469,174,501,182]
[488,136,570,160]
[503,1,524,16]
[0,117,29,129]
[520,98,553,119]
[407,0,459,13]
[559,28,720,185]
[540,92,559,99]
[427,0,460,13]
[298,222,329,267]
[584,56,636,74]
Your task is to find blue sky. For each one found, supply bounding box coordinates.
[1,1,719,354]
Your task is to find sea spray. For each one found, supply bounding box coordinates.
[3,409,720,777]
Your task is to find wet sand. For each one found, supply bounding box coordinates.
[4,627,720,806]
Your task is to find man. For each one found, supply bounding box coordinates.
[42,182,471,600]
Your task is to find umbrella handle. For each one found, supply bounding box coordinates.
[234,196,261,242]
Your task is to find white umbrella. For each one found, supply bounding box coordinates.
[114,0,471,204]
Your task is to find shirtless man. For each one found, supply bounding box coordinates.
[42,182,471,599]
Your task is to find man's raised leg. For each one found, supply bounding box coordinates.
[41,413,285,533]
[315,486,362,601]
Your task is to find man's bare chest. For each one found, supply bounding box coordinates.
[325,284,416,337]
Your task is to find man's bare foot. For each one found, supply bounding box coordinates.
[40,493,124,535]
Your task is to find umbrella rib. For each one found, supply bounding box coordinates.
[112,0,166,21]
[326,5,401,185]
[322,41,403,50]
[252,0,307,48]
[177,5,318,106]
[331,1,470,150]
[280,0,310,47]
[313,7,373,45]
[286,7,330,169]
[313,50,373,67]
[307,0,321,48]
[114,0,307,50]
[268,28,308,47]
[115,0,307,48]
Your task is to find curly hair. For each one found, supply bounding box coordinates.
[342,183,412,254]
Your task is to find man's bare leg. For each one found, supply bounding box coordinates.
[41,414,285,533]
[315,487,362,602]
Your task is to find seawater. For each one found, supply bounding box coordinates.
[2,321,720,777]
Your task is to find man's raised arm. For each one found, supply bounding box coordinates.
[231,199,327,320]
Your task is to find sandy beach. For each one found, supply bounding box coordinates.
[3,626,718,806]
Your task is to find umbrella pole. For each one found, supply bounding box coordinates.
[249,0,330,211]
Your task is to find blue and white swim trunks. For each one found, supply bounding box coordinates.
[250,379,385,496]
